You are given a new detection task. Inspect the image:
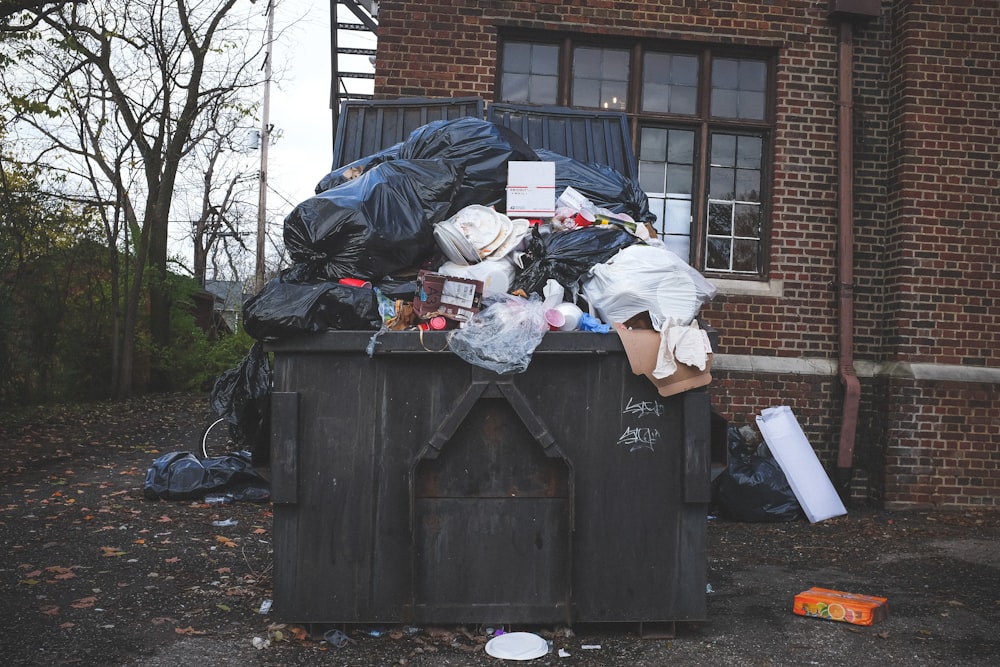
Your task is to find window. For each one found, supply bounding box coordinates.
[500,42,559,105]
[499,37,773,277]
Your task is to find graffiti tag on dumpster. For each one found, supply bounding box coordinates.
[618,396,664,452]
[623,397,664,418]
[618,426,660,452]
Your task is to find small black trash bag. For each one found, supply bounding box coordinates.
[243,273,381,340]
[210,342,272,465]
[510,225,640,297]
[143,451,269,502]
[715,426,802,522]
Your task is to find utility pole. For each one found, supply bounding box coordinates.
[255,0,274,293]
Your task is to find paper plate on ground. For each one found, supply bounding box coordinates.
[485,632,549,660]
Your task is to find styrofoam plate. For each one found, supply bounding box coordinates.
[484,632,549,660]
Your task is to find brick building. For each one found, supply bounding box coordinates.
[358,0,999,509]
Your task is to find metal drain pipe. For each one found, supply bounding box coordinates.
[834,18,861,503]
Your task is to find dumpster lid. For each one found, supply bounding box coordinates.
[332,97,485,169]
[487,103,638,180]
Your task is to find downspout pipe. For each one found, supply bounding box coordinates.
[835,19,861,503]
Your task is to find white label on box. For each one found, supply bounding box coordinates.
[441,279,478,307]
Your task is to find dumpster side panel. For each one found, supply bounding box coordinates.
[269,332,708,625]
[413,396,572,623]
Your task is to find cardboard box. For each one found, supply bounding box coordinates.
[413,270,483,322]
[793,587,888,626]
[506,161,555,217]
[614,322,712,397]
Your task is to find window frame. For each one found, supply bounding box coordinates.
[496,31,777,280]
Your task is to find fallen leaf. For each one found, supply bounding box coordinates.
[216,567,231,574]
[875,630,891,639]
[291,626,309,641]
[25,569,43,578]
[52,571,77,581]
[164,557,180,564]
[70,596,97,609]
[217,604,231,612]
[215,535,236,548]
[157,515,173,523]
[40,604,60,616]
[253,528,267,535]
[59,622,75,629]
[175,626,207,636]
[100,546,126,557]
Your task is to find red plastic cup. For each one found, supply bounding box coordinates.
[338,277,372,288]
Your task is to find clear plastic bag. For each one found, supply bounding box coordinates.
[446,294,549,374]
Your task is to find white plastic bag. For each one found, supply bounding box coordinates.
[582,244,717,327]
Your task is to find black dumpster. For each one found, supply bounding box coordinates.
[267,330,711,627]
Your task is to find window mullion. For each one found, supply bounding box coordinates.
[558,36,573,106]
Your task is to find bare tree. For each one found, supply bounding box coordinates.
[174,94,258,289]
[1,0,265,396]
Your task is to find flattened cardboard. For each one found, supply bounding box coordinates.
[413,270,484,322]
[614,323,712,397]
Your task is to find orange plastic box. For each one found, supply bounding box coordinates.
[793,587,888,626]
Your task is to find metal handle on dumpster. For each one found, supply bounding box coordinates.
[270,391,299,504]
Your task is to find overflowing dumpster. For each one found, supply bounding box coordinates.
[229,99,721,628]
[267,329,712,626]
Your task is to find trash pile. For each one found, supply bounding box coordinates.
[207,116,719,467]
[244,116,716,362]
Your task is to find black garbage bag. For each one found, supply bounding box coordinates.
[536,149,655,225]
[143,450,269,502]
[243,274,381,340]
[398,117,538,215]
[210,341,272,465]
[510,225,641,297]
[716,426,802,522]
[284,158,462,281]
[314,143,401,194]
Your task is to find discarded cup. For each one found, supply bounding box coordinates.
[554,302,583,331]
[544,308,566,331]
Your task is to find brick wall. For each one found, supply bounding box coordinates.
[372,1,1000,509]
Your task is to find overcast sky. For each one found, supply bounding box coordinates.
[266,0,375,214]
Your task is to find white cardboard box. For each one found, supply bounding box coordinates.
[506,161,555,217]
